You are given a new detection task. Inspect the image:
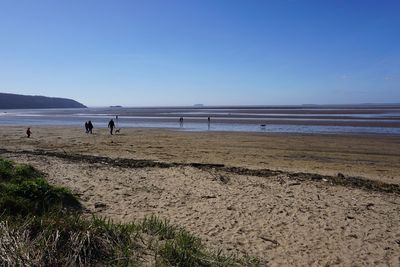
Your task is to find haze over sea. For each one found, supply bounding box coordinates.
[1,105,400,135]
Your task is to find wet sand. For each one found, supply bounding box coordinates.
[88,117,400,128]
[1,126,399,183]
[1,126,399,265]
[2,105,400,130]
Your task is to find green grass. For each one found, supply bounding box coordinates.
[0,158,81,216]
[141,215,178,240]
[0,158,260,266]
[0,159,42,182]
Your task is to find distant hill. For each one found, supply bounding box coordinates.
[0,93,86,109]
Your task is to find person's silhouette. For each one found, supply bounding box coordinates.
[108,119,115,135]
[26,127,31,138]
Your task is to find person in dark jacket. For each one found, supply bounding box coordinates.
[108,119,115,135]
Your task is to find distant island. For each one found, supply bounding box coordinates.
[0,93,86,109]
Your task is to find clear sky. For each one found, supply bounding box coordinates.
[0,0,399,107]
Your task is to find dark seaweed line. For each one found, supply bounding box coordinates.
[0,148,398,195]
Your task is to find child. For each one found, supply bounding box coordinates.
[26,127,31,138]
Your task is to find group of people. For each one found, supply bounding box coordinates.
[84,121,94,134]
[84,119,116,135]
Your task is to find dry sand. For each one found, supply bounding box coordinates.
[1,126,399,266]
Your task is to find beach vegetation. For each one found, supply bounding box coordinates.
[0,159,81,216]
[0,158,259,266]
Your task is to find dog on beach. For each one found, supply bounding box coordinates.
[115,128,121,133]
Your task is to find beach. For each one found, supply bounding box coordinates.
[1,126,399,265]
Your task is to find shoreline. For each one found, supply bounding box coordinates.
[2,115,400,126]
[1,106,400,135]
[2,123,400,139]
[1,123,400,137]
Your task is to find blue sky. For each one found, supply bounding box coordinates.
[0,0,399,106]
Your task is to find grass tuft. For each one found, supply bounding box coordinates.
[141,215,178,240]
[159,230,207,266]
[0,159,81,216]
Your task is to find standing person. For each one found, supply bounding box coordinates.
[88,121,94,134]
[26,127,31,138]
[108,119,115,135]
[179,117,183,128]
[207,116,211,130]
[84,121,89,133]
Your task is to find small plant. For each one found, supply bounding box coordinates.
[159,230,207,266]
[141,215,178,240]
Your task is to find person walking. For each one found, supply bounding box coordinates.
[84,121,89,133]
[108,119,115,135]
[26,127,31,138]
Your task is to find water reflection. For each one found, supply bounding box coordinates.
[1,107,400,136]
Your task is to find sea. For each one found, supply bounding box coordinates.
[1,105,400,136]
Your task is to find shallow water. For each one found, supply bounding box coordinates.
[1,106,400,135]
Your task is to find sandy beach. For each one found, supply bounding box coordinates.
[1,126,399,265]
